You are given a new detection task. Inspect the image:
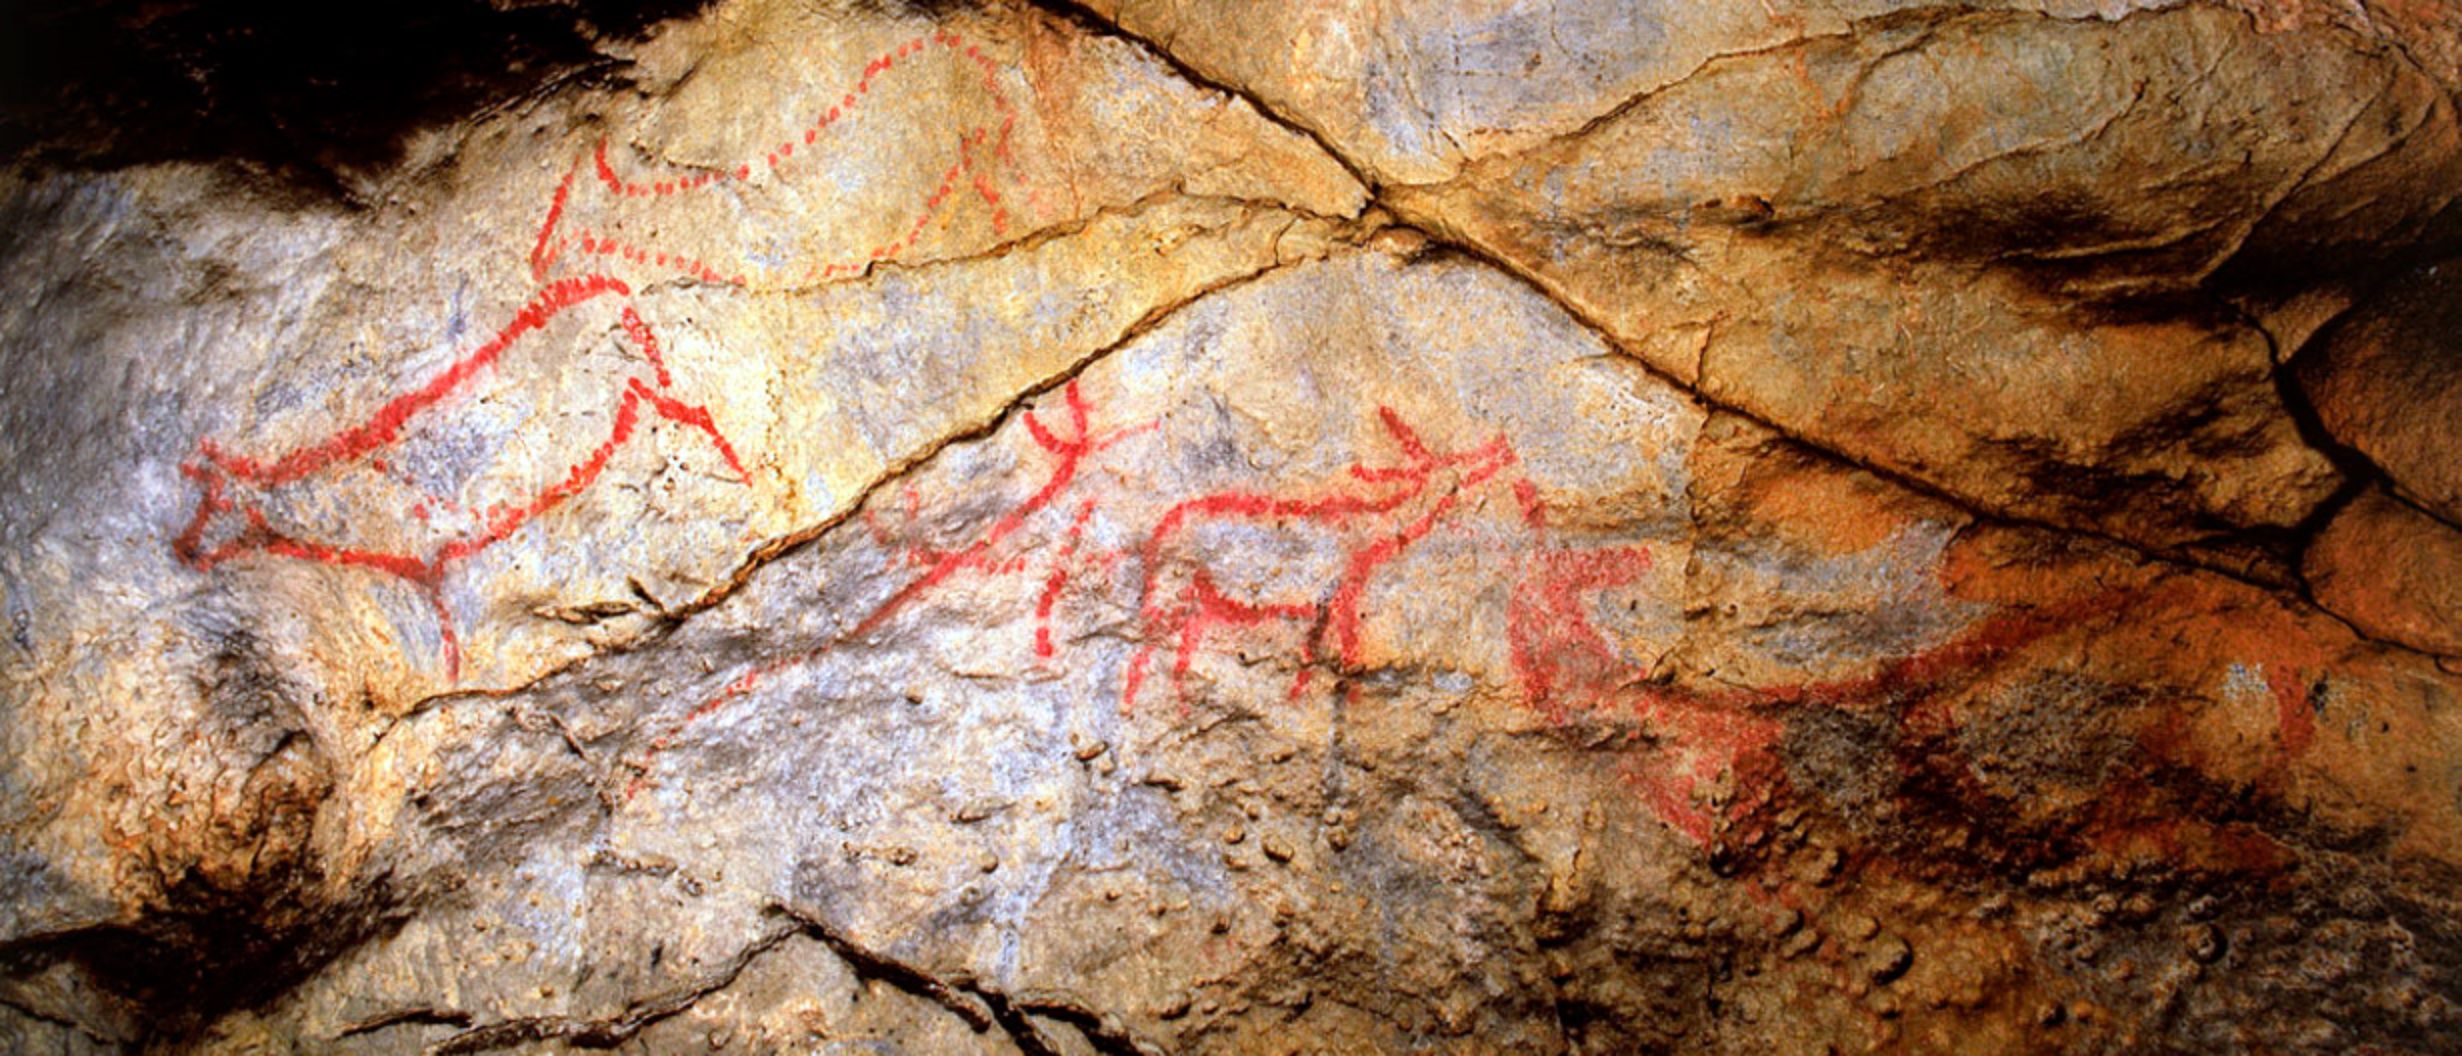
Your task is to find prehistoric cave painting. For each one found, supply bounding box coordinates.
[618,391,2336,861]
[177,28,1033,678]
[527,30,1020,290]
[623,380,1150,799]
[1509,554,2340,857]
[1104,412,1784,847]
[1121,407,1518,713]
[174,275,750,678]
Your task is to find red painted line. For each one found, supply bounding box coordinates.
[620,305,672,388]
[529,160,578,280]
[849,387,1092,642]
[2268,665,2316,756]
[632,378,750,482]
[201,275,632,486]
[1507,543,1654,720]
[1512,477,1545,528]
[177,275,750,681]
[536,30,1023,287]
[629,382,1127,797]
[1323,439,1514,666]
[1123,408,1517,714]
[1034,499,1098,659]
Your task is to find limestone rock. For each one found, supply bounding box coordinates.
[1371,0,2462,551]
[2,1,2460,1054]
[2299,257,2462,525]
[2308,489,2462,657]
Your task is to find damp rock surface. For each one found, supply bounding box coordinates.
[2,2,2460,1054]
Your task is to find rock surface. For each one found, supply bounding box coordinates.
[1,1,2459,1054]
[2299,256,2462,526]
[2307,489,2462,657]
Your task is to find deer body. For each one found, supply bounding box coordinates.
[174,274,748,678]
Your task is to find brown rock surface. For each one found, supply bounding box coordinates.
[0,1,2458,1054]
[2299,257,2462,525]
[2308,489,2462,657]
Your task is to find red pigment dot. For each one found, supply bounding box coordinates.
[737,165,751,180]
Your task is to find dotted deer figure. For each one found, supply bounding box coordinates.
[173,28,1033,680]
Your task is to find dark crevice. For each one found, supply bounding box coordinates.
[1019,0,1383,196]
[962,985,1065,1056]
[1387,228,2400,630]
[2218,272,2462,652]
[0,635,418,1049]
[0,880,414,1050]
[1027,0,2462,633]
[773,902,1004,1035]
[334,1005,474,1039]
[0,0,715,199]
[405,229,1353,724]
[777,902,1156,1054]
[428,925,794,1053]
[1015,997,1158,1056]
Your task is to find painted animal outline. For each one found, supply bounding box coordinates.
[1119,407,1519,713]
[1498,521,2337,854]
[623,380,1150,798]
[176,28,1047,678]
[174,274,749,678]
[602,383,2335,864]
[1101,406,1781,844]
[527,29,1022,290]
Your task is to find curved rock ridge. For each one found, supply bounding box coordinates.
[1,0,2458,1053]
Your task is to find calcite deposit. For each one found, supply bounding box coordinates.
[1,1,2458,1053]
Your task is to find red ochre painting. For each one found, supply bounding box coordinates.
[172,31,1023,678]
[613,386,2330,855]
[165,27,2329,857]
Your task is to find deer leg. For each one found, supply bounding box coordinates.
[172,458,251,568]
[419,577,463,682]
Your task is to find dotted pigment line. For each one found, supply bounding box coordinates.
[588,33,1008,199]
[535,30,1019,286]
[562,125,999,289]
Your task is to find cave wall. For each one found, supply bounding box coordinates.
[2,1,2460,1052]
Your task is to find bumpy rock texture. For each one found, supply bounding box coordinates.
[2,1,2460,1053]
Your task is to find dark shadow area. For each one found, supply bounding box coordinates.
[0,0,716,199]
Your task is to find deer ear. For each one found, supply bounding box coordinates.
[172,459,247,568]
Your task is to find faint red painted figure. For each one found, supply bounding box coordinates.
[174,275,749,678]
[1501,484,1784,847]
[623,381,1148,799]
[528,30,1018,290]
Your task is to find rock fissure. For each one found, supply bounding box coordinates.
[426,925,795,1053]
